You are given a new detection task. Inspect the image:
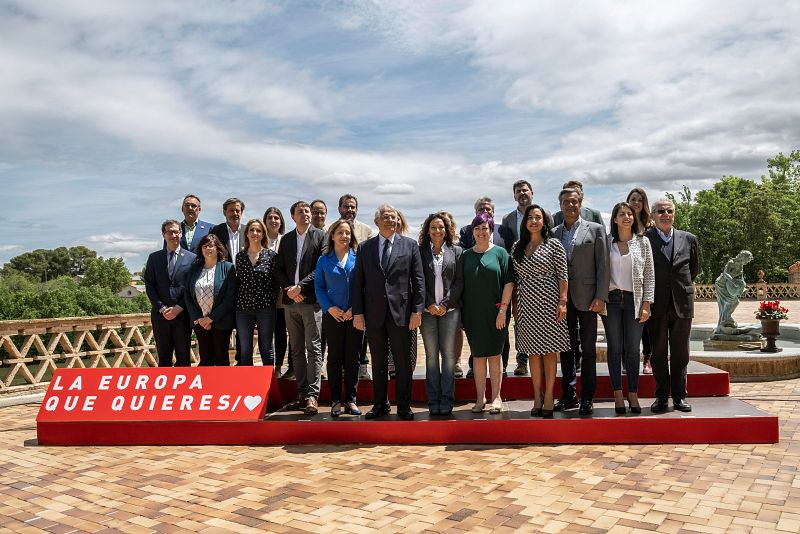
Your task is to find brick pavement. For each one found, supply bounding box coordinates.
[1,378,799,533]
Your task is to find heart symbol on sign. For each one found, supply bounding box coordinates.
[243,395,262,411]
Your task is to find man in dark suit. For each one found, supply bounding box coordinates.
[499,180,554,377]
[144,220,196,366]
[353,204,425,420]
[179,194,212,252]
[275,201,326,415]
[553,188,609,416]
[552,180,604,227]
[646,198,699,413]
[209,197,246,262]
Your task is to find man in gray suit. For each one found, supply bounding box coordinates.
[646,198,699,413]
[500,180,553,376]
[553,188,609,415]
[552,180,604,227]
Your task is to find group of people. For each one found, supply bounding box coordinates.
[144,179,699,420]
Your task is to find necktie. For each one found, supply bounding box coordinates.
[381,238,390,272]
[168,251,177,280]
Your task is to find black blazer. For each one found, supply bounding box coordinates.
[646,227,699,319]
[209,223,246,262]
[274,226,325,305]
[458,224,513,251]
[419,243,463,310]
[143,248,196,313]
[184,261,237,330]
[352,234,425,328]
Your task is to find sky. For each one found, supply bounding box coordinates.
[2,0,799,271]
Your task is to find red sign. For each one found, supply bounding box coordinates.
[36,367,273,422]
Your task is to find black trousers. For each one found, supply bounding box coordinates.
[648,305,691,401]
[324,314,360,404]
[194,326,232,366]
[559,297,598,401]
[366,309,413,412]
[152,311,192,367]
[274,308,292,371]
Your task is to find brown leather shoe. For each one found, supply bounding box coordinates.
[304,397,319,415]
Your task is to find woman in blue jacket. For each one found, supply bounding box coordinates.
[184,234,237,366]
[314,219,361,416]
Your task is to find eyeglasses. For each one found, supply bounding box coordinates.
[183,203,200,209]
[656,209,674,214]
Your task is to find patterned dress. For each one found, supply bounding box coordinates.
[511,239,571,355]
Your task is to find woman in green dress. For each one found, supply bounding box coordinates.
[460,213,514,414]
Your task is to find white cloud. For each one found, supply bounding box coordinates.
[83,234,158,259]
[373,183,414,195]
[0,245,21,252]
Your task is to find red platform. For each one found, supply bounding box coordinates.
[277,361,730,404]
[36,397,778,446]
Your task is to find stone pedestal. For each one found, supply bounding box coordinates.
[703,338,765,351]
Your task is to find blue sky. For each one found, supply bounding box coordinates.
[2,1,798,270]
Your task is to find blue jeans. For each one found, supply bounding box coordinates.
[421,309,461,412]
[236,307,276,366]
[601,290,644,392]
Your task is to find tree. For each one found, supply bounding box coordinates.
[81,257,131,293]
[3,246,97,282]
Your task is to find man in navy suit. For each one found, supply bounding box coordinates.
[353,204,425,420]
[179,194,212,252]
[144,220,196,366]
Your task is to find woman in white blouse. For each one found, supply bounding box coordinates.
[418,212,463,416]
[602,202,655,414]
[184,234,237,366]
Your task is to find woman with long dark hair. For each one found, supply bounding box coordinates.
[263,207,293,378]
[601,201,654,414]
[418,212,463,416]
[184,234,237,366]
[511,204,570,417]
[625,188,654,374]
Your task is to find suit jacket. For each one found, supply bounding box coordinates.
[352,234,425,328]
[419,243,463,310]
[209,223,246,262]
[646,227,699,319]
[181,219,212,252]
[458,224,513,251]
[501,207,554,250]
[274,226,325,305]
[553,206,604,228]
[184,260,237,330]
[553,219,610,311]
[143,247,196,313]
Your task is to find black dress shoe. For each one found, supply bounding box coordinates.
[673,399,692,412]
[578,399,594,416]
[398,409,414,420]
[650,398,669,413]
[439,408,452,416]
[365,404,391,419]
[554,396,579,411]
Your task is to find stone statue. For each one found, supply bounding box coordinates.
[714,250,754,335]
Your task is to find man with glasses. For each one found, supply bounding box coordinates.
[145,220,196,366]
[646,198,699,413]
[177,194,212,252]
[310,199,328,231]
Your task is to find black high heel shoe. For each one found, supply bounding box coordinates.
[541,394,554,418]
[331,402,342,417]
[628,393,642,414]
[344,402,362,416]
